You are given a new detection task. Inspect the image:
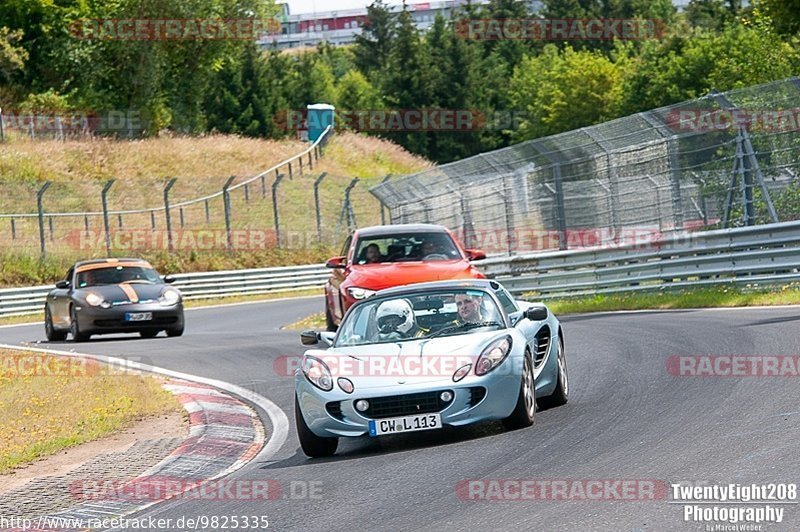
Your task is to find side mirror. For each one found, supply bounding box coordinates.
[300,330,319,345]
[325,256,347,269]
[524,305,548,322]
[319,332,336,346]
[163,274,176,284]
[466,249,486,261]
[55,280,70,289]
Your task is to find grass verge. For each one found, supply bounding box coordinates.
[0,349,182,473]
[541,283,800,314]
[282,311,326,331]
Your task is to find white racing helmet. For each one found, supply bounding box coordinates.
[376,299,414,334]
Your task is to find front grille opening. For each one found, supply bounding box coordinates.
[325,401,345,421]
[467,387,486,407]
[363,390,452,419]
[534,326,551,366]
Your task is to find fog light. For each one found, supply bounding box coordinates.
[338,378,354,394]
[440,391,453,403]
[355,399,369,412]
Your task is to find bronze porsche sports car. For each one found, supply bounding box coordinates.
[44,258,185,342]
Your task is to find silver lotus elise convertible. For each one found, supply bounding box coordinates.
[294,279,568,457]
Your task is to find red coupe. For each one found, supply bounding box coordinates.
[323,224,486,330]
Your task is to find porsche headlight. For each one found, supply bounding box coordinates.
[475,336,512,376]
[85,292,104,307]
[159,288,181,306]
[348,287,376,300]
[302,355,333,391]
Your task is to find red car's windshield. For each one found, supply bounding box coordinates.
[353,232,462,264]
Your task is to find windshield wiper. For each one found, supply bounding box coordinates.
[427,321,503,339]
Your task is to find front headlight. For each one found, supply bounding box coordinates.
[348,287,376,300]
[159,289,181,306]
[302,355,333,391]
[475,336,512,376]
[85,292,104,307]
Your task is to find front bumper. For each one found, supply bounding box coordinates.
[75,302,184,334]
[295,365,522,438]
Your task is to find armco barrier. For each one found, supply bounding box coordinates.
[479,220,800,299]
[0,264,329,318]
[3,220,800,317]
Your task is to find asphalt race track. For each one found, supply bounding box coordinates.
[2,298,799,531]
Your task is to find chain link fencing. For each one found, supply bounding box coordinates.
[370,77,800,255]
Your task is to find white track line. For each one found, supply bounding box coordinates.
[0,343,290,464]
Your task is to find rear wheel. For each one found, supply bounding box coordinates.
[539,337,569,409]
[44,305,67,342]
[140,330,159,339]
[70,307,90,343]
[503,354,536,430]
[295,395,338,458]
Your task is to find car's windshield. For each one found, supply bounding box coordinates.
[76,266,162,288]
[335,288,504,346]
[353,232,462,264]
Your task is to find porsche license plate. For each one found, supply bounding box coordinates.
[368,413,441,436]
[125,312,152,322]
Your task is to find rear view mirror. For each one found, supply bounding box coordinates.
[524,305,548,322]
[300,330,319,345]
[163,274,176,284]
[55,280,69,289]
[466,249,486,261]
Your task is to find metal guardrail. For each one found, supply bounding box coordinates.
[478,221,800,299]
[3,220,800,317]
[0,264,329,318]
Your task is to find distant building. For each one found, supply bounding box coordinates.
[260,0,703,51]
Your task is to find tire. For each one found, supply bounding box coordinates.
[503,354,536,430]
[70,306,90,343]
[44,305,67,342]
[325,302,337,332]
[140,330,159,338]
[166,325,184,337]
[539,336,569,409]
[295,395,338,458]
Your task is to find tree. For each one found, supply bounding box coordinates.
[354,0,396,78]
[0,27,27,84]
[508,45,627,141]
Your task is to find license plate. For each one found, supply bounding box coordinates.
[368,413,441,436]
[125,312,152,322]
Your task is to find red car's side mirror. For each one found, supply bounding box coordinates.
[466,249,486,261]
[325,256,347,269]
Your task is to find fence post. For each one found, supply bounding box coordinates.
[37,182,51,258]
[298,155,303,176]
[308,151,313,170]
[179,206,185,228]
[344,178,359,233]
[163,178,177,252]
[244,183,250,203]
[0,108,4,142]
[222,176,236,252]
[380,174,392,225]
[272,173,285,248]
[314,172,327,242]
[101,179,115,255]
[10,218,15,240]
[151,211,157,231]
[288,161,293,179]
[261,174,267,198]
[84,214,89,232]
[553,164,568,251]
[55,116,64,142]
[204,200,210,223]
[48,217,54,241]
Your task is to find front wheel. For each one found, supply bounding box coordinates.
[166,325,184,337]
[503,354,536,430]
[140,330,159,339]
[70,307,90,342]
[295,395,338,458]
[325,302,337,332]
[44,305,67,342]
[539,337,569,409]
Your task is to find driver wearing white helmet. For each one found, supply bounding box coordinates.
[375,299,428,340]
